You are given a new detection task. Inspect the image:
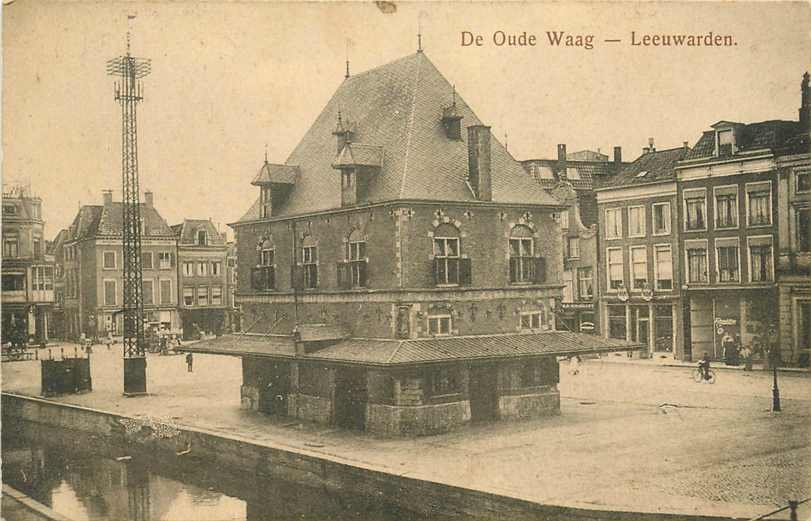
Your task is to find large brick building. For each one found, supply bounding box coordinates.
[60,190,179,339]
[595,143,689,359]
[1,184,55,344]
[186,51,635,435]
[172,219,231,337]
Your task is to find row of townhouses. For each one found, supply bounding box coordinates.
[593,74,811,366]
[1,185,55,345]
[46,190,239,341]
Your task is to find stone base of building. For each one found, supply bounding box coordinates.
[498,391,560,421]
[367,401,472,436]
[288,393,333,424]
[240,384,260,411]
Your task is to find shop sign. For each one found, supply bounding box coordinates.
[580,321,595,332]
[561,302,593,311]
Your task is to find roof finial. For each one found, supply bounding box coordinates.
[345,59,350,79]
[452,84,456,107]
[264,143,269,163]
[504,132,509,152]
[126,31,131,54]
[417,17,423,53]
[345,38,351,79]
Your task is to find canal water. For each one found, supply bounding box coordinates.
[2,421,431,521]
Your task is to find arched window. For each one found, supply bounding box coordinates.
[433,223,461,286]
[259,238,274,266]
[509,225,535,283]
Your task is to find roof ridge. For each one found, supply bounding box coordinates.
[345,53,421,84]
[398,52,423,198]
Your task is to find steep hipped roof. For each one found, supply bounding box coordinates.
[68,203,174,241]
[522,159,620,191]
[599,147,689,189]
[237,52,557,223]
[251,162,298,185]
[684,120,803,160]
[172,219,226,246]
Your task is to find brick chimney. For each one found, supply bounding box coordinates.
[102,189,113,207]
[613,146,622,166]
[557,143,567,179]
[144,191,154,208]
[467,125,492,201]
[648,137,656,152]
[801,71,810,133]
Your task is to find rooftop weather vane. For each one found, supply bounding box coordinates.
[106,25,151,395]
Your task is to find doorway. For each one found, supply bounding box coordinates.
[469,365,498,422]
[259,362,290,416]
[334,367,367,430]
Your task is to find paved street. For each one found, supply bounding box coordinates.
[3,344,810,519]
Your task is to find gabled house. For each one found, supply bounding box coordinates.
[185,50,637,435]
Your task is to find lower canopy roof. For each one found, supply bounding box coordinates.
[180,332,641,367]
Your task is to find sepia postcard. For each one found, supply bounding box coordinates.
[2,2,810,520]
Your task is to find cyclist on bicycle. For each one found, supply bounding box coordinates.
[697,352,712,381]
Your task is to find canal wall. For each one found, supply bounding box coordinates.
[2,392,745,521]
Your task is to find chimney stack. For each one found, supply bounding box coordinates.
[801,71,810,133]
[648,137,656,152]
[144,191,154,208]
[683,141,690,150]
[643,147,650,155]
[557,143,568,178]
[613,146,622,166]
[102,189,113,207]
[467,125,492,201]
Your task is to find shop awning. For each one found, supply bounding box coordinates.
[181,331,641,367]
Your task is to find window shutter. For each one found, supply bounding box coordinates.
[291,265,304,290]
[432,258,440,286]
[534,257,547,283]
[266,266,275,290]
[509,257,518,283]
[251,267,266,290]
[359,261,368,288]
[460,258,472,286]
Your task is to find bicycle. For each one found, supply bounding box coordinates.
[692,367,716,384]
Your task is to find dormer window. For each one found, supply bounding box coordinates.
[197,229,208,246]
[717,129,734,157]
[260,187,272,219]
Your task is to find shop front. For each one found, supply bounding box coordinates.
[556,302,597,335]
[685,288,777,363]
[603,297,680,359]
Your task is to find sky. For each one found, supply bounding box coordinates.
[3,1,810,241]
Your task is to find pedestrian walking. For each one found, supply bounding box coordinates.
[185,352,194,373]
[569,355,581,375]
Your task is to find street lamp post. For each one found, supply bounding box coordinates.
[772,364,781,412]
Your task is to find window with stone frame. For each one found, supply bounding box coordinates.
[627,206,645,237]
[104,280,117,306]
[652,202,671,235]
[3,235,19,258]
[520,310,546,330]
[427,313,452,336]
[797,171,811,193]
[654,244,673,290]
[716,240,739,282]
[103,251,116,269]
[605,207,622,239]
[577,267,593,299]
[799,209,811,253]
[183,287,194,306]
[684,190,706,231]
[197,286,209,306]
[607,247,624,290]
[567,237,580,259]
[746,182,771,226]
[433,224,462,286]
[141,252,153,269]
[630,246,648,289]
[212,262,222,276]
[211,286,222,305]
[142,280,154,305]
[158,252,174,269]
[346,230,367,288]
[748,237,773,282]
[714,186,738,229]
[198,261,208,276]
[686,242,708,283]
[302,239,318,289]
[160,279,172,305]
[183,262,194,277]
[509,225,534,283]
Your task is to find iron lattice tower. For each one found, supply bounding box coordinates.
[107,36,151,394]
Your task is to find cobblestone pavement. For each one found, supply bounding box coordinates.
[3,345,809,519]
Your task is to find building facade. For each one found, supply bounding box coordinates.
[1,184,55,344]
[522,144,624,334]
[172,219,230,338]
[596,144,688,359]
[775,72,811,366]
[60,190,179,339]
[676,116,806,363]
[186,51,635,436]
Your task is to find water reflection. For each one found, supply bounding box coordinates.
[3,422,424,521]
